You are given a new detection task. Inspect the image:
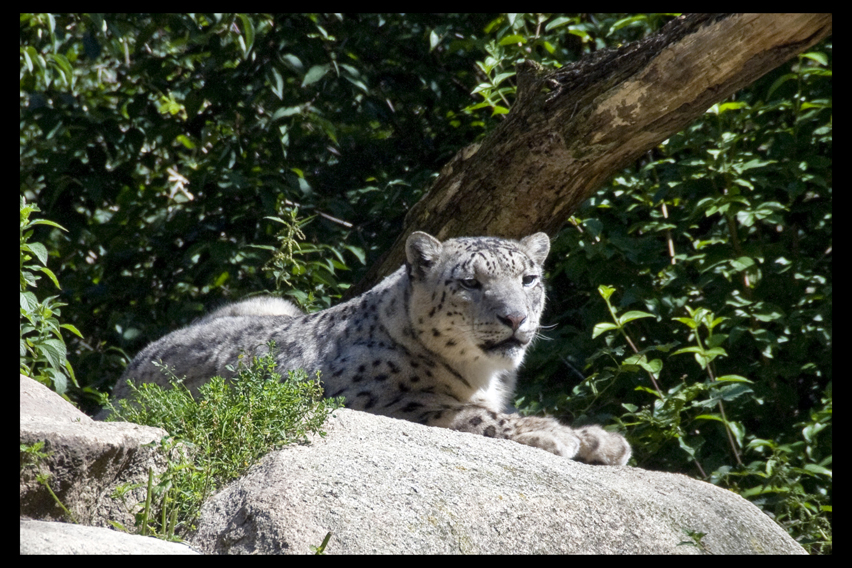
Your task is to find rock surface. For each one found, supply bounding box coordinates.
[20,519,198,555]
[20,376,175,532]
[190,408,806,555]
[20,375,805,555]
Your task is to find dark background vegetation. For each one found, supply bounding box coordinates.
[20,14,831,552]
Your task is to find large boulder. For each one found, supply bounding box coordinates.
[191,408,805,554]
[20,375,805,554]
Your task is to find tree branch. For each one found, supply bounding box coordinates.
[350,13,831,295]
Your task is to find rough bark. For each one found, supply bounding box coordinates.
[349,13,831,296]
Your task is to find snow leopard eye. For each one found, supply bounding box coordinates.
[459,278,481,290]
[522,274,538,287]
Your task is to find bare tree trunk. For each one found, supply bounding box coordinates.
[350,13,831,296]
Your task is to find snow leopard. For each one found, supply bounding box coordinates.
[102,231,631,465]
[196,296,303,323]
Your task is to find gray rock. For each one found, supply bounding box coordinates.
[19,375,177,530]
[20,375,806,555]
[191,408,805,555]
[19,373,94,422]
[20,519,198,555]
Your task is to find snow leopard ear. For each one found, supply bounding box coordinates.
[519,232,551,266]
[406,231,443,276]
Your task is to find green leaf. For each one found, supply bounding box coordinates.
[716,101,748,114]
[273,106,302,120]
[747,438,776,450]
[672,346,703,356]
[37,338,67,370]
[741,485,785,497]
[766,73,796,100]
[592,322,619,338]
[694,414,723,422]
[342,245,366,265]
[237,14,255,56]
[212,271,230,288]
[26,242,49,266]
[302,65,329,87]
[618,310,655,325]
[46,367,68,395]
[705,346,727,358]
[608,15,647,35]
[693,385,753,410]
[800,51,828,66]
[498,34,526,46]
[717,384,753,401]
[280,53,303,72]
[545,16,574,31]
[728,420,745,446]
[176,135,195,149]
[429,30,440,51]
[644,358,663,374]
[731,256,754,272]
[634,386,662,398]
[466,99,492,110]
[60,323,83,339]
[597,285,615,301]
[624,354,662,375]
[35,266,62,289]
[270,67,284,100]
[22,46,34,73]
[803,463,832,477]
[491,71,515,86]
[567,28,591,43]
[802,422,827,442]
[678,436,697,459]
[20,291,39,312]
[49,53,74,87]
[672,317,698,329]
[737,158,776,171]
[715,375,753,384]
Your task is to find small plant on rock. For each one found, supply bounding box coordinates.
[106,342,343,536]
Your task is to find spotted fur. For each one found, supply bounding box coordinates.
[104,232,631,465]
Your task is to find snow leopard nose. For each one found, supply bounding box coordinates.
[498,312,527,331]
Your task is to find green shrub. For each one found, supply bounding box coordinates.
[20,196,85,399]
[248,207,365,312]
[105,342,343,536]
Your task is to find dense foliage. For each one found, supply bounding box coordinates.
[21,14,830,551]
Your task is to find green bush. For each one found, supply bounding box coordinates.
[105,342,343,536]
[20,196,86,399]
